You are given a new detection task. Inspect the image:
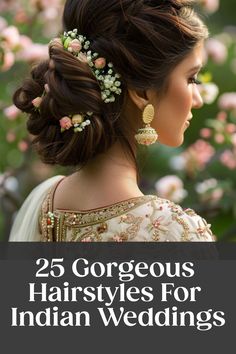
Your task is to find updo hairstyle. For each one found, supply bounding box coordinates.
[13,0,208,166]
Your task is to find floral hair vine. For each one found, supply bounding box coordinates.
[61,28,122,104]
[31,28,122,134]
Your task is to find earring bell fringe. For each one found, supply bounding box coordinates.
[135,104,158,145]
[135,126,158,145]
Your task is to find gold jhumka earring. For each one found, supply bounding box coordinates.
[134,104,158,145]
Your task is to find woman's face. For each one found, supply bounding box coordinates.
[149,42,204,147]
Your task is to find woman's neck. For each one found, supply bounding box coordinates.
[71,141,143,203]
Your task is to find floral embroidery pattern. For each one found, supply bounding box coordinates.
[147,216,171,241]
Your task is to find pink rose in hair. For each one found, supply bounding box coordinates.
[32,97,43,108]
[68,39,82,53]
[59,117,73,130]
[94,57,106,69]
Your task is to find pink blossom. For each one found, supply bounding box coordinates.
[218,93,236,111]
[205,38,227,64]
[32,97,42,108]
[1,51,15,72]
[211,188,224,202]
[43,7,59,20]
[68,39,82,54]
[50,37,62,47]
[4,105,21,120]
[17,43,48,63]
[231,134,236,146]
[182,140,215,174]
[18,140,29,152]
[200,128,212,139]
[225,124,236,134]
[14,10,29,24]
[214,133,225,144]
[220,150,236,170]
[94,57,106,69]
[155,175,187,203]
[59,117,73,130]
[2,26,20,50]
[18,35,32,51]
[200,0,220,13]
[0,16,7,31]
[6,131,16,143]
[216,111,227,122]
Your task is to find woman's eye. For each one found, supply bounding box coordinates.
[188,77,202,85]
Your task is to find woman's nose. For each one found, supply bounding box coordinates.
[192,85,203,109]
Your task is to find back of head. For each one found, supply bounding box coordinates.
[13,0,208,167]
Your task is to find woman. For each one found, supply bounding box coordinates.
[9,0,215,242]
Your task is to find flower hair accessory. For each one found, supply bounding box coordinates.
[31,29,122,135]
[31,91,93,134]
[61,29,122,103]
[59,112,92,133]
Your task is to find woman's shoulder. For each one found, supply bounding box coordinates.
[139,195,215,242]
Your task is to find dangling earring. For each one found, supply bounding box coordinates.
[135,104,158,145]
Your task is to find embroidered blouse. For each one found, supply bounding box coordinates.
[39,177,215,242]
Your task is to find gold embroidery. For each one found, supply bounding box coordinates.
[196,218,213,239]
[114,213,143,241]
[172,214,191,241]
[39,185,216,242]
[148,216,171,241]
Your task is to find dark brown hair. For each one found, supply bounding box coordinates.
[13,0,208,167]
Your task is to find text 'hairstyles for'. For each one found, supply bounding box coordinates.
[13,0,208,167]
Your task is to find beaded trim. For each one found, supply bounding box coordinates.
[54,196,155,228]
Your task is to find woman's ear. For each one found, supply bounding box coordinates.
[127,88,149,111]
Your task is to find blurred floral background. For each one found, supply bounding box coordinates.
[0,0,236,240]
